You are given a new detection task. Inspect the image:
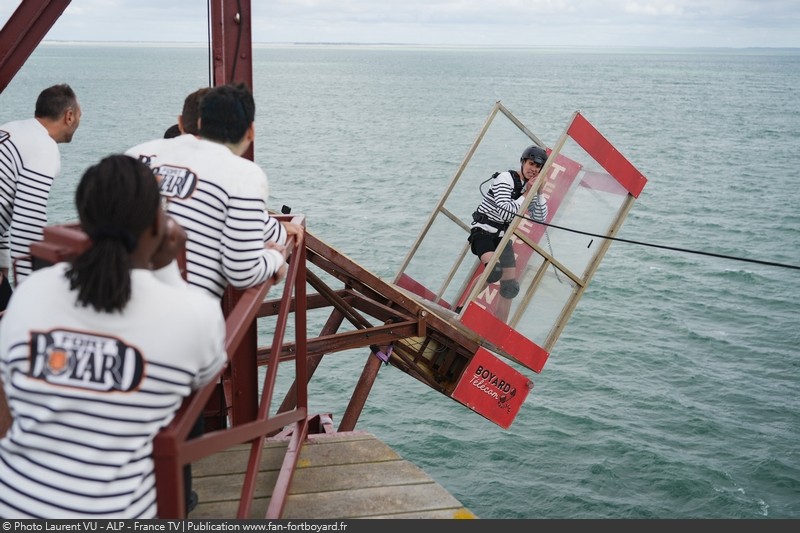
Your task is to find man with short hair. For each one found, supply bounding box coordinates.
[178,86,211,135]
[126,82,297,513]
[163,87,210,140]
[126,82,296,300]
[0,83,82,306]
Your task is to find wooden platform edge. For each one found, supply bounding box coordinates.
[190,430,477,519]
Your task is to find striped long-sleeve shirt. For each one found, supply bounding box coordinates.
[471,170,548,235]
[0,263,226,518]
[126,135,286,299]
[0,119,61,284]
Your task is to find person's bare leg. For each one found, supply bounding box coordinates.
[476,252,519,322]
[495,266,517,323]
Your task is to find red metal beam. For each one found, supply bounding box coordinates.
[0,0,71,93]
[209,0,254,159]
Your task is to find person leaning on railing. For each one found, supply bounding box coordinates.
[0,155,227,518]
[125,82,302,301]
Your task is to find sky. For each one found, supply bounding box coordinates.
[1,0,799,48]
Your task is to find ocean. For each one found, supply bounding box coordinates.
[1,43,799,519]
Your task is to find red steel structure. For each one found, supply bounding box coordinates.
[0,0,648,517]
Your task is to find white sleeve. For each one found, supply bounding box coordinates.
[529,194,549,222]
[265,214,287,245]
[264,248,286,272]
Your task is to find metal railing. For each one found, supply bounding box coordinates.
[151,214,308,518]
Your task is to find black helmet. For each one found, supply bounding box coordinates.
[520,145,548,165]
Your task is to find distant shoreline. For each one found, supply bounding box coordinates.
[35,41,800,55]
[36,40,800,52]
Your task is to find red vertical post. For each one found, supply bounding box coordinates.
[223,287,259,426]
[210,0,258,425]
[209,0,254,159]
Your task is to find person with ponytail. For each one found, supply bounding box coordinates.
[0,155,226,518]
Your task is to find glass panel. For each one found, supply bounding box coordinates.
[544,137,630,280]
[395,104,645,372]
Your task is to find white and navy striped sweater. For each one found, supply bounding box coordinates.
[471,170,548,234]
[0,263,226,518]
[0,119,61,284]
[126,135,287,300]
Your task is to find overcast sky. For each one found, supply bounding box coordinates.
[1,0,798,48]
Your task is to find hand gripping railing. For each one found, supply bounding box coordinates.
[153,214,308,518]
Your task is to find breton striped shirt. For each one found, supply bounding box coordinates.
[0,119,61,284]
[471,170,548,234]
[0,263,226,518]
[126,135,286,299]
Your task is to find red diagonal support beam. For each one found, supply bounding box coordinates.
[0,0,71,93]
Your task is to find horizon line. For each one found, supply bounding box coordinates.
[35,40,800,50]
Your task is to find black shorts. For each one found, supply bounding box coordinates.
[469,228,516,268]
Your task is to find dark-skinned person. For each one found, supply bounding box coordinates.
[0,155,226,518]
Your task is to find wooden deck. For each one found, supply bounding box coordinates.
[190,430,477,519]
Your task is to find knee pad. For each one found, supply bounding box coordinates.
[499,279,520,298]
[486,263,503,284]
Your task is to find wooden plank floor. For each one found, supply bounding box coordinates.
[189,430,477,519]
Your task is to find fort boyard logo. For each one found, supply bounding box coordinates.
[29,328,145,392]
[155,164,199,200]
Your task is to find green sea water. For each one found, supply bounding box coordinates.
[2,43,799,519]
